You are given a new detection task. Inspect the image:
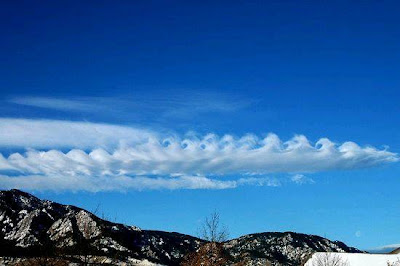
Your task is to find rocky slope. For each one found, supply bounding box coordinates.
[0,189,201,265]
[0,189,362,265]
[225,232,361,265]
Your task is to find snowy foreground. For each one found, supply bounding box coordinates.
[304,252,400,266]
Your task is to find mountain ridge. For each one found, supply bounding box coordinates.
[0,189,362,265]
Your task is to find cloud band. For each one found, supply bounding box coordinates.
[0,119,397,191]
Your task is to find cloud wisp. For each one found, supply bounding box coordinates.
[8,92,251,119]
[0,174,280,192]
[0,118,397,191]
[290,174,315,185]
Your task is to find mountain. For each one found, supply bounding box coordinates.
[0,189,202,265]
[391,247,400,254]
[367,244,400,254]
[0,189,362,265]
[225,232,361,265]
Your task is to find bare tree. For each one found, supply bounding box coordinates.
[199,211,229,243]
[181,211,230,266]
[388,258,400,266]
[310,253,349,266]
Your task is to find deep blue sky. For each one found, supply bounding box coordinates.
[1,1,400,250]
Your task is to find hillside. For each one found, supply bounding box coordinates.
[0,189,362,265]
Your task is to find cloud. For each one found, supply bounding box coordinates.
[0,174,278,192]
[0,118,397,191]
[290,174,315,185]
[9,97,101,112]
[8,93,251,119]
[0,118,153,149]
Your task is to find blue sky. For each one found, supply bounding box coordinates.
[1,0,400,250]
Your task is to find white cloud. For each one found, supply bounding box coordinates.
[0,118,153,149]
[0,174,278,192]
[237,177,281,187]
[291,174,315,185]
[0,118,398,191]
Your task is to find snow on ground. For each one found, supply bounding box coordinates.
[304,252,400,266]
[126,258,164,265]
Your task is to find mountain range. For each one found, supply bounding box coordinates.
[0,189,362,265]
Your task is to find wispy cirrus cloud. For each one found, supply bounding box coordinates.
[10,97,102,112]
[8,92,252,119]
[0,118,397,191]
